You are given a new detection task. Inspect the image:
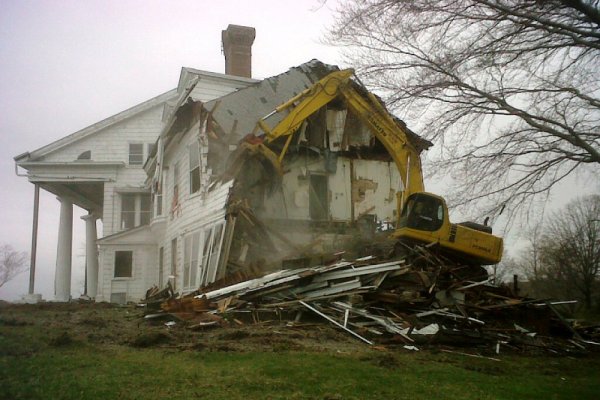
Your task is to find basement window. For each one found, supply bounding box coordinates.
[114,251,133,278]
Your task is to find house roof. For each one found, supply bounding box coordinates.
[96,223,157,245]
[199,59,338,141]
[177,67,258,93]
[14,89,178,163]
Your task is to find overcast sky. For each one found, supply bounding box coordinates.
[0,0,344,301]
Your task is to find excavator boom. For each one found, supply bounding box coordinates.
[247,69,503,265]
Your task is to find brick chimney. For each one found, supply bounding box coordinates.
[222,24,256,78]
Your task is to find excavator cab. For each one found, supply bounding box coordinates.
[395,192,503,265]
[398,193,445,232]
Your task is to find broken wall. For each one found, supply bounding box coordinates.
[255,157,400,224]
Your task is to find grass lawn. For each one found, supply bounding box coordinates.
[1,303,599,400]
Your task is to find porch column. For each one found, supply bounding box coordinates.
[81,213,98,298]
[29,184,40,294]
[22,184,42,303]
[55,197,73,302]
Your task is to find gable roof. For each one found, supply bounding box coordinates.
[15,89,178,163]
[177,67,258,93]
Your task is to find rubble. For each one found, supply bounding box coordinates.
[144,245,599,355]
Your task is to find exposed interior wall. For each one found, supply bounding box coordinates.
[211,98,409,275]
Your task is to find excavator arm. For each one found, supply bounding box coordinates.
[245,69,503,265]
[254,68,424,207]
[339,84,425,207]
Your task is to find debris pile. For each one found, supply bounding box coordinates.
[145,245,599,355]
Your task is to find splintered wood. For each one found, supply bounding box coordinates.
[145,245,596,354]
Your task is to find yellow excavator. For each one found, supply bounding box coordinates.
[242,69,503,265]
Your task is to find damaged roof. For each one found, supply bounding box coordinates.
[153,59,432,166]
[200,59,339,144]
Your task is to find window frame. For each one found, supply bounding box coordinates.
[139,194,152,225]
[183,231,201,290]
[128,143,144,166]
[120,192,152,230]
[114,250,133,278]
[181,221,226,291]
[189,141,201,194]
[120,194,136,230]
[129,143,154,166]
[158,247,164,288]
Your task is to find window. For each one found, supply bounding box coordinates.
[189,142,201,194]
[309,174,329,220]
[120,193,151,230]
[140,195,151,225]
[172,162,180,212]
[121,194,136,229]
[206,223,225,283]
[77,150,91,160]
[154,179,164,218]
[171,238,177,291]
[129,143,154,166]
[201,222,226,285]
[158,247,164,288]
[114,251,133,278]
[398,193,444,232]
[181,223,226,290]
[129,143,144,165]
[200,227,213,284]
[183,231,201,290]
[156,191,163,216]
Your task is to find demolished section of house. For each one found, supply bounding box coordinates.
[139,60,598,354]
[142,58,503,299]
[143,60,433,294]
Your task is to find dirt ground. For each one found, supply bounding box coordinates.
[0,300,372,355]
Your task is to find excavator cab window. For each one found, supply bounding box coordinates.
[399,193,444,232]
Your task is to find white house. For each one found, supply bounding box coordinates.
[15,25,258,302]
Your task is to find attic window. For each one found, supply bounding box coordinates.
[77,150,91,160]
[129,143,144,165]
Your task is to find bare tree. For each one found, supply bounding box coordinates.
[0,244,28,289]
[489,254,520,284]
[519,195,600,309]
[327,0,600,222]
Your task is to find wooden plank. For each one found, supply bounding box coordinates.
[300,301,373,345]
